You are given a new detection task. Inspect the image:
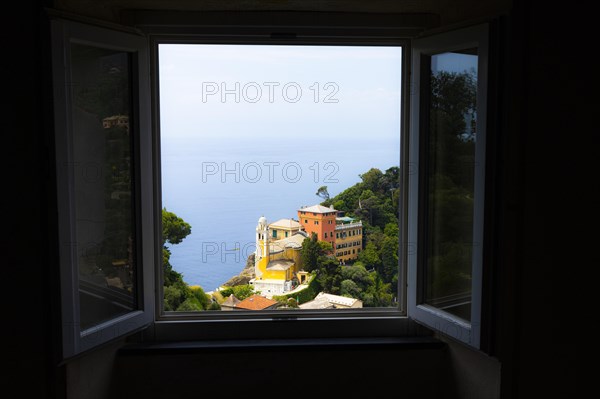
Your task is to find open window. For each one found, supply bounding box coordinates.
[51,11,493,354]
[408,24,489,348]
[51,19,154,358]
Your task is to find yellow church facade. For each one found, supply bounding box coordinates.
[250,216,307,296]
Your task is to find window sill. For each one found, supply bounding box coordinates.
[145,313,426,341]
[119,336,444,356]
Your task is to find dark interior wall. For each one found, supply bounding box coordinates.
[6,1,54,399]
[54,0,511,26]
[445,336,502,398]
[6,0,580,398]
[498,1,580,398]
[112,345,450,399]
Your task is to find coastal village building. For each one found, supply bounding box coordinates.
[298,204,363,263]
[250,207,363,296]
[220,294,241,311]
[268,218,302,240]
[250,216,307,295]
[299,292,363,309]
[234,294,279,311]
[335,216,363,263]
[297,204,337,247]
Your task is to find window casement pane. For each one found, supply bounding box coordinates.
[408,24,488,348]
[51,19,154,358]
[423,49,478,321]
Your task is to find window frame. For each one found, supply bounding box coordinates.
[51,12,498,349]
[146,29,415,342]
[407,24,489,349]
[51,18,155,359]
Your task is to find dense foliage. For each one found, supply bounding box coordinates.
[300,165,401,308]
[162,209,217,311]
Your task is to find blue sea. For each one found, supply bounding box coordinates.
[161,136,399,291]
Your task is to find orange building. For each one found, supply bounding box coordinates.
[297,204,337,247]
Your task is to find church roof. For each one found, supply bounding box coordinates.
[269,218,301,229]
[297,204,337,214]
[266,259,295,271]
[269,231,307,252]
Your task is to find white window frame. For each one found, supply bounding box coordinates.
[146,27,416,341]
[407,24,489,349]
[51,18,155,359]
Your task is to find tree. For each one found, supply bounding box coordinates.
[340,263,372,290]
[384,222,399,238]
[382,166,400,192]
[160,209,208,312]
[332,200,345,211]
[380,236,399,285]
[359,168,384,194]
[300,233,321,272]
[190,286,211,309]
[365,272,393,307]
[162,209,191,288]
[162,208,191,245]
[340,279,361,298]
[220,284,256,301]
[176,298,204,311]
[300,233,341,294]
[316,257,342,294]
[163,285,186,311]
[357,242,381,271]
[316,185,330,201]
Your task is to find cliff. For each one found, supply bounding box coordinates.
[221,253,255,287]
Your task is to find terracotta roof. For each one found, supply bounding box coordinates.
[235,294,279,310]
[297,204,337,214]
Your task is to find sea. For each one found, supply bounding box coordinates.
[161,136,400,291]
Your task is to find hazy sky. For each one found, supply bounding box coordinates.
[158,44,402,143]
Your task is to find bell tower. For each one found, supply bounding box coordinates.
[255,216,269,278]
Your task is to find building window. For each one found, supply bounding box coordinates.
[273,230,277,238]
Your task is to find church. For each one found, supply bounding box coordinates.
[249,216,308,296]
